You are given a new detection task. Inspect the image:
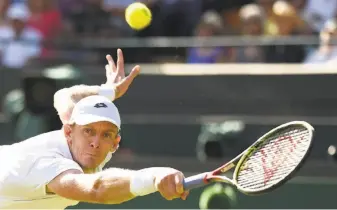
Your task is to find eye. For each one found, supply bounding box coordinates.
[83,128,93,135]
[103,132,113,139]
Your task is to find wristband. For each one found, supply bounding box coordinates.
[130,172,156,196]
[98,84,116,101]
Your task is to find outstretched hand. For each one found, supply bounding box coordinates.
[105,49,140,99]
[154,168,189,201]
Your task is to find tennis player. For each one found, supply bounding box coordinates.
[0,49,189,209]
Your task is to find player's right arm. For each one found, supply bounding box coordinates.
[46,168,136,204]
[47,167,187,204]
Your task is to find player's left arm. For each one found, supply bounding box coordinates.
[54,49,140,123]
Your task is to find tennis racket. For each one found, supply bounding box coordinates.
[183,121,314,195]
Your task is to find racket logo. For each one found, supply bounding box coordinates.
[260,136,296,185]
[220,163,236,173]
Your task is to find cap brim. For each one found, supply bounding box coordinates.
[72,113,120,129]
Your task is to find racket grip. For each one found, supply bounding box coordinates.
[183,172,209,191]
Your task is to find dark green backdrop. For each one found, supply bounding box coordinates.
[1,67,337,209]
[70,182,337,209]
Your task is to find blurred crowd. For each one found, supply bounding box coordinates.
[0,0,337,69]
[187,0,337,64]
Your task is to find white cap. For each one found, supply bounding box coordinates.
[7,4,30,21]
[69,95,121,129]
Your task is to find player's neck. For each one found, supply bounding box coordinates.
[83,168,96,174]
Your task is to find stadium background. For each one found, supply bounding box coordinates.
[1,0,337,208]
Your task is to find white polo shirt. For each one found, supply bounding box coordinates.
[0,25,42,69]
[301,0,337,32]
[0,130,112,209]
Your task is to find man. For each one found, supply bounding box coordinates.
[0,3,42,69]
[234,3,266,63]
[0,49,189,208]
[304,19,337,64]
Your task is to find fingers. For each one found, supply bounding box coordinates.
[181,191,189,201]
[175,173,184,194]
[129,65,141,78]
[157,175,177,200]
[175,173,189,200]
[114,65,140,99]
[105,49,129,85]
[104,49,139,98]
[105,65,111,81]
[117,48,125,75]
[106,54,116,72]
[123,65,140,86]
[157,171,189,201]
[105,54,116,83]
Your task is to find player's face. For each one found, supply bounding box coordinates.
[65,121,120,172]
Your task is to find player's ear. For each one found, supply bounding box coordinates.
[110,135,121,152]
[63,124,74,140]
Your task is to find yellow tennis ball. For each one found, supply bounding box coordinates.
[125,2,152,30]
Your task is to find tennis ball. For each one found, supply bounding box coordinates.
[125,2,152,30]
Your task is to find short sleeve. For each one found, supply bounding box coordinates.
[0,151,83,198]
[27,156,83,194]
[0,154,83,197]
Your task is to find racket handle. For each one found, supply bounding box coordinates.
[183,172,209,191]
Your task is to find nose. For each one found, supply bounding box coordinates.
[90,136,100,149]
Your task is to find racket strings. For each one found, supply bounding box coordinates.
[238,130,308,187]
[235,127,311,191]
[237,128,308,187]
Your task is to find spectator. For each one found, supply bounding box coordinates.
[187,11,229,63]
[65,0,115,38]
[262,1,306,63]
[268,1,304,35]
[304,19,337,64]
[291,0,337,33]
[256,0,305,35]
[232,4,267,63]
[27,0,62,58]
[27,0,62,40]
[0,3,41,69]
[0,0,10,27]
[207,0,254,33]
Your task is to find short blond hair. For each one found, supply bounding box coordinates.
[53,85,99,124]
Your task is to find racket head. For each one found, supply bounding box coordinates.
[233,121,314,195]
